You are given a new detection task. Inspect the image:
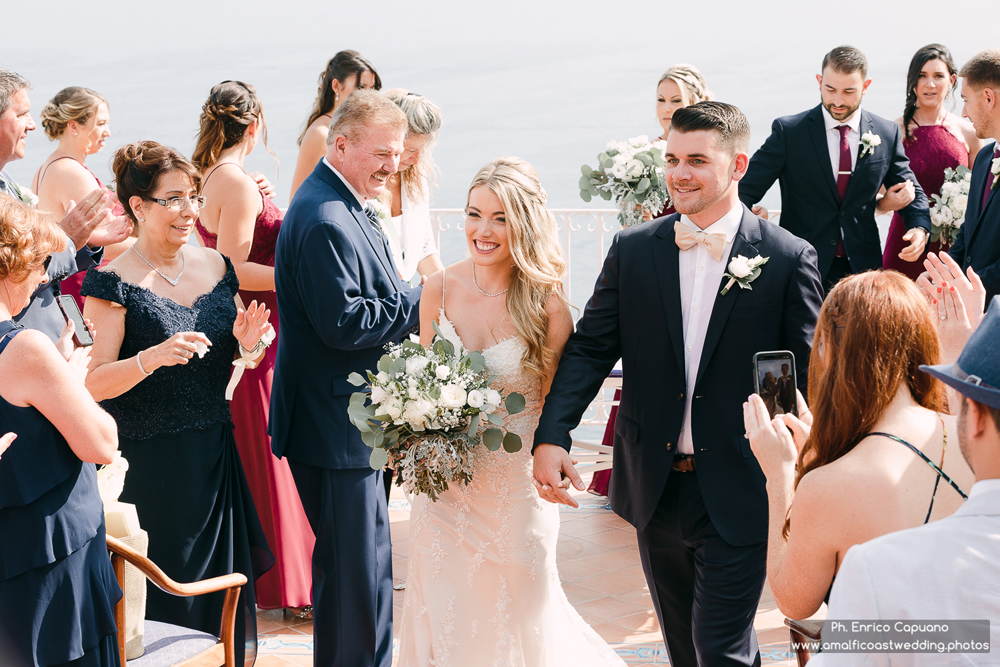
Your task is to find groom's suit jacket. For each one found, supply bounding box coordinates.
[739,105,930,281]
[534,206,823,546]
[949,142,1000,303]
[270,161,422,469]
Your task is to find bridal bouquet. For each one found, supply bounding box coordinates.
[347,324,526,501]
[579,136,670,227]
[929,166,972,247]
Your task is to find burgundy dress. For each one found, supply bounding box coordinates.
[883,124,969,279]
[196,181,316,610]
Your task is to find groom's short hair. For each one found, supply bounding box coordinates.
[960,50,1000,92]
[670,102,750,156]
[327,89,407,146]
[822,45,868,78]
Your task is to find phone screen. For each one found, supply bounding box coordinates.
[753,351,796,419]
[56,295,94,346]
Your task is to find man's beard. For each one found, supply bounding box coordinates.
[823,99,862,122]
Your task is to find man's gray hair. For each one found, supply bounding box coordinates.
[0,69,30,117]
[326,89,407,146]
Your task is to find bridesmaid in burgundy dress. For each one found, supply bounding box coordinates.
[883,44,984,280]
[590,65,713,496]
[192,81,316,614]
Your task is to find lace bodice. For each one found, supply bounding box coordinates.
[80,258,240,439]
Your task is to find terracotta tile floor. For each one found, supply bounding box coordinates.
[257,472,820,666]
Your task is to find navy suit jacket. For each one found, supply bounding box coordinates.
[270,161,422,469]
[533,206,823,545]
[949,142,1000,303]
[740,105,930,280]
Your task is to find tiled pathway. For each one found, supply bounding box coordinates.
[255,474,818,666]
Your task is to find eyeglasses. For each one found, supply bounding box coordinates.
[145,195,206,212]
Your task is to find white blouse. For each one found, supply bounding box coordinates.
[384,176,438,282]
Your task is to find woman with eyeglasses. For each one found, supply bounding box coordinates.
[0,197,122,666]
[80,141,275,664]
[193,81,316,618]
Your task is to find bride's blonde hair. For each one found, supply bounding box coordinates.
[467,157,567,378]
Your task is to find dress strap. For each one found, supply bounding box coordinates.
[201,161,248,188]
[36,156,83,200]
[0,320,23,355]
[441,266,447,316]
[863,431,969,522]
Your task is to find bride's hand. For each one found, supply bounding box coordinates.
[532,444,584,508]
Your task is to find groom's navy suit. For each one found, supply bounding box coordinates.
[271,160,421,667]
[535,206,823,666]
[739,105,930,288]
[950,142,1000,304]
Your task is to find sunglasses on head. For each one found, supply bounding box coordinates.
[42,255,52,272]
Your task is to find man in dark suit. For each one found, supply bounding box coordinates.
[949,50,1000,304]
[739,46,931,292]
[776,363,795,415]
[270,90,420,667]
[533,102,823,667]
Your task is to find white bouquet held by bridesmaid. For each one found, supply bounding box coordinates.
[929,165,972,248]
[579,135,670,227]
[347,323,526,501]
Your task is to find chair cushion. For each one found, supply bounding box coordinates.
[126,620,218,666]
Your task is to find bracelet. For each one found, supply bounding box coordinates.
[136,350,153,377]
[239,339,265,357]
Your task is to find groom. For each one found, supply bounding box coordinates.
[271,90,420,667]
[534,102,823,666]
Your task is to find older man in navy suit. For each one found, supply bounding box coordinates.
[949,50,1000,305]
[271,90,420,667]
[534,102,823,667]
[739,46,931,291]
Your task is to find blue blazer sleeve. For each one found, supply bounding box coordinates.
[739,117,787,208]
[883,122,931,233]
[297,221,421,350]
[533,233,624,452]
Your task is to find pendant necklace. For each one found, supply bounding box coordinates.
[132,246,185,286]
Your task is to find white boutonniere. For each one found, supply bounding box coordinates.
[721,254,769,296]
[13,184,38,207]
[859,132,882,159]
[369,199,390,222]
[991,153,1000,191]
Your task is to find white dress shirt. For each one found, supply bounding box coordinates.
[821,106,862,182]
[677,204,743,455]
[323,157,366,207]
[384,176,438,282]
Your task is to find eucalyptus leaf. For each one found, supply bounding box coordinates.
[378,355,393,373]
[467,351,485,373]
[483,428,503,451]
[580,190,592,203]
[360,429,376,448]
[581,164,593,176]
[429,386,441,400]
[372,414,392,423]
[636,152,652,167]
[652,154,665,167]
[353,417,372,433]
[389,357,407,377]
[467,412,481,437]
[505,392,526,415]
[636,177,650,193]
[578,175,591,190]
[441,338,455,356]
[487,412,504,426]
[369,447,388,470]
[623,193,635,204]
[374,431,384,448]
[600,190,612,201]
[598,152,609,163]
[402,339,423,352]
[503,432,522,453]
[347,372,366,386]
[602,158,615,169]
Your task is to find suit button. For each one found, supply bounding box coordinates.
[666,442,673,451]
[839,211,845,217]
[830,239,838,246]
[677,392,684,401]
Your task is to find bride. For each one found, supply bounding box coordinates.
[397,157,627,666]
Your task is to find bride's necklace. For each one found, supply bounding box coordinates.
[473,263,508,298]
[132,245,185,286]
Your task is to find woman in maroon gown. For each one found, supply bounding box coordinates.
[192,80,315,613]
[589,65,713,496]
[883,44,984,279]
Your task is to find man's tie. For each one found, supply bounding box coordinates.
[364,204,385,241]
[982,147,1000,210]
[836,125,852,201]
[674,221,726,261]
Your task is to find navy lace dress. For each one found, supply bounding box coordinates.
[0,320,122,667]
[81,258,273,665]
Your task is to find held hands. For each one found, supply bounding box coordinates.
[532,443,585,508]
[60,189,114,250]
[743,391,812,481]
[879,179,916,214]
[233,300,272,352]
[898,227,928,263]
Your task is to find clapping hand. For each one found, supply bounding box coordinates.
[743,392,812,481]
[252,172,276,200]
[233,300,272,352]
[87,214,133,247]
[61,189,114,250]
[917,252,986,325]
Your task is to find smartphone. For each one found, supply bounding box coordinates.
[752,350,796,419]
[56,295,94,347]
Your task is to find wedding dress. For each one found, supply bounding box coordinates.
[396,290,627,666]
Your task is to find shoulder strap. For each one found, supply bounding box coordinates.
[864,431,969,513]
[0,320,23,355]
[201,161,248,188]
[441,266,447,314]
[36,156,83,199]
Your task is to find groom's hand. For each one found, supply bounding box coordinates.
[532,444,584,508]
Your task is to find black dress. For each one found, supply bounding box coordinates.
[0,320,122,667]
[81,258,273,665]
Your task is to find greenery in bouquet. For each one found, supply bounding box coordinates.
[347,322,525,501]
[579,135,671,227]
[929,165,971,247]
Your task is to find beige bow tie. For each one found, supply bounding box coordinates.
[674,221,726,261]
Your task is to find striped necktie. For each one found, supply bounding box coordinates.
[364,204,385,241]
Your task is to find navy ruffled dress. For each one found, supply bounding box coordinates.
[0,320,122,667]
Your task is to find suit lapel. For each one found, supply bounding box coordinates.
[695,208,762,388]
[808,107,840,201]
[842,111,876,206]
[962,148,994,245]
[652,218,686,378]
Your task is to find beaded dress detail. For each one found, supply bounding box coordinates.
[397,296,626,665]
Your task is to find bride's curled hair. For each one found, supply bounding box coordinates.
[467,157,567,379]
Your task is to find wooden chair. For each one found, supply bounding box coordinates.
[785,617,822,666]
[570,371,622,473]
[106,535,247,667]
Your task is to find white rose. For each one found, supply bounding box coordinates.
[625,159,645,179]
[939,207,954,224]
[628,135,649,146]
[485,389,502,407]
[408,387,419,400]
[606,140,619,152]
[370,385,389,405]
[930,210,943,226]
[376,371,389,383]
[406,356,430,375]
[467,390,485,408]
[439,385,468,409]
[403,399,435,431]
[952,194,968,213]
[385,404,402,420]
[941,182,959,198]
[435,365,451,380]
[728,255,752,279]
